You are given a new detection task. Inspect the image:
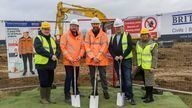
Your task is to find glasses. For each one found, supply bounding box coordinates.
[42,28,50,30]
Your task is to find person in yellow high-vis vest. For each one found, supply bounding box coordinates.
[34,21,60,104]
[136,28,158,103]
[109,18,136,105]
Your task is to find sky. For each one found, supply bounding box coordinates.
[1,0,192,21]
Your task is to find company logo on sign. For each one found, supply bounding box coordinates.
[172,13,192,25]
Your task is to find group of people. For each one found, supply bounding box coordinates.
[33,17,158,105]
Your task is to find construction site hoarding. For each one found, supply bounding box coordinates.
[160,10,192,40]
[124,16,160,39]
[5,21,40,78]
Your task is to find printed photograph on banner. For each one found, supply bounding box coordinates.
[5,21,41,79]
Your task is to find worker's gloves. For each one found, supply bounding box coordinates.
[51,55,58,61]
[119,56,123,61]
[115,56,123,61]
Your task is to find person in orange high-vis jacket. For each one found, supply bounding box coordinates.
[18,29,35,76]
[85,17,110,99]
[60,19,85,103]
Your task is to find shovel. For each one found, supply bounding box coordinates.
[116,60,125,107]
[89,66,99,108]
[71,66,81,107]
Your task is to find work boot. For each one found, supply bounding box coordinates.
[40,87,49,104]
[31,71,35,75]
[22,72,27,76]
[141,87,148,100]
[46,87,56,104]
[65,93,71,103]
[88,91,98,98]
[143,86,154,103]
[129,98,136,105]
[103,91,110,99]
[51,84,57,89]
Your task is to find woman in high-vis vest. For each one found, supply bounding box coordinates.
[136,28,158,103]
[60,19,85,102]
[34,21,60,104]
[109,18,136,105]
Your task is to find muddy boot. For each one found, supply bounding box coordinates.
[144,86,154,103]
[40,87,49,104]
[46,87,56,104]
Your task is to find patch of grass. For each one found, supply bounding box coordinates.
[175,93,192,108]
[0,87,189,108]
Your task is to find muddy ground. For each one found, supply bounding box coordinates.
[0,42,192,92]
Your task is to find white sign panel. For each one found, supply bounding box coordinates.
[5,21,40,78]
[161,10,192,35]
[0,21,6,40]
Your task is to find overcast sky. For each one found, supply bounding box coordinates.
[1,0,192,21]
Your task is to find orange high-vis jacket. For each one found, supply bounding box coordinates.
[18,37,33,54]
[60,30,85,66]
[84,28,109,66]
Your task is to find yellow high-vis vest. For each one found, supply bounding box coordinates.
[136,41,157,69]
[111,32,133,59]
[34,35,56,64]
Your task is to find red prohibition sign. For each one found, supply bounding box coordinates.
[144,17,157,31]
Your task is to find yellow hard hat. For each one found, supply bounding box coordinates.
[41,21,51,29]
[140,28,149,34]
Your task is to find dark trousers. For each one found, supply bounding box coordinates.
[89,66,108,92]
[114,59,133,98]
[64,66,80,95]
[37,69,54,87]
[22,53,33,73]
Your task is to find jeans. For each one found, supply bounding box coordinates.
[114,59,133,98]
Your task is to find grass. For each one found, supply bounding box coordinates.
[0,87,189,108]
[176,93,192,108]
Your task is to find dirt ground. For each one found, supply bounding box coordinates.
[155,42,192,91]
[0,42,192,92]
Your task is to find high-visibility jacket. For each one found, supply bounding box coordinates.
[84,28,109,66]
[136,41,157,70]
[111,32,133,59]
[60,30,85,66]
[18,37,33,54]
[34,35,56,65]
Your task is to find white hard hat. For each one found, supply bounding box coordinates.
[113,18,124,27]
[91,17,101,24]
[23,28,29,33]
[70,19,79,26]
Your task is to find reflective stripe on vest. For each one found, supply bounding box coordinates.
[136,41,157,70]
[111,32,133,59]
[34,35,56,64]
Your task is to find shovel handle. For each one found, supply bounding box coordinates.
[118,60,122,93]
[93,66,98,97]
[73,66,77,96]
